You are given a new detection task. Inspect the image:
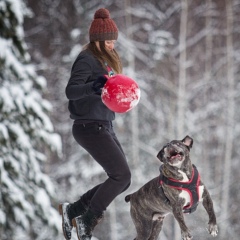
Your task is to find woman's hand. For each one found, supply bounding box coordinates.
[92,76,108,92]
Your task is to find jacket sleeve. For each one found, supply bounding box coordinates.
[65,55,95,100]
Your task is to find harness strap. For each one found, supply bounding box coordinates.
[159,165,200,214]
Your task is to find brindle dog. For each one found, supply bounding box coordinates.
[125,136,218,240]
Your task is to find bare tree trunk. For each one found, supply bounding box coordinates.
[203,0,213,183]
[124,0,141,182]
[174,0,188,239]
[109,201,118,240]
[177,0,188,140]
[221,0,235,237]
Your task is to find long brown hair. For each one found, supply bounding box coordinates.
[84,42,122,74]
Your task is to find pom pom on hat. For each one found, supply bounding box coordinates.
[94,8,110,19]
[89,8,118,42]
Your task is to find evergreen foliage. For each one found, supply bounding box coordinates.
[0,1,61,239]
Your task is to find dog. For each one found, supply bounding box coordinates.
[125,136,218,240]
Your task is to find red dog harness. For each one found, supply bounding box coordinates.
[159,164,201,214]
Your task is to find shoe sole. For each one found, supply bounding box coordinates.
[72,218,77,228]
[59,204,71,240]
[58,204,63,215]
[72,218,82,240]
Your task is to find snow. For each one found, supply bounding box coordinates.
[9,122,31,148]
[35,75,47,88]
[36,188,51,209]
[149,30,174,60]
[130,88,141,108]
[0,208,6,225]
[13,207,29,229]
[63,44,82,62]
[0,123,9,139]
[1,1,62,238]
[8,0,24,24]
[71,28,81,39]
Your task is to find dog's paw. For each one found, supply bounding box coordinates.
[181,231,193,240]
[207,223,218,237]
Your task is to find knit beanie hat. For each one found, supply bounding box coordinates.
[89,8,118,42]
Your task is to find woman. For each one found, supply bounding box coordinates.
[59,8,131,240]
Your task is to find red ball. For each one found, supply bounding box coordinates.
[101,74,141,113]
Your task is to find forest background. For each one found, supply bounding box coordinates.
[1,0,240,239]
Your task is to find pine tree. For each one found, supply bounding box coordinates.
[0,1,62,239]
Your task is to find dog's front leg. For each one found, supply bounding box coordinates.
[202,187,218,237]
[172,200,192,240]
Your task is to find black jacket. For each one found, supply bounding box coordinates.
[66,49,115,121]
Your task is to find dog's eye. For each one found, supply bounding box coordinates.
[165,143,170,148]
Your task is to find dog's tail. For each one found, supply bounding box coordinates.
[125,194,131,202]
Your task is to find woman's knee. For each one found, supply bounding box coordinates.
[122,179,131,192]
[110,166,131,185]
[116,167,131,187]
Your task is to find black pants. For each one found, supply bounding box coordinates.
[72,122,131,214]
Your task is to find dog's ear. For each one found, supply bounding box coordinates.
[182,135,193,148]
[156,149,164,162]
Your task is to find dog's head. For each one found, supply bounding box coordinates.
[157,136,193,168]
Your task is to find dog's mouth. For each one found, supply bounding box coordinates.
[168,149,184,162]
